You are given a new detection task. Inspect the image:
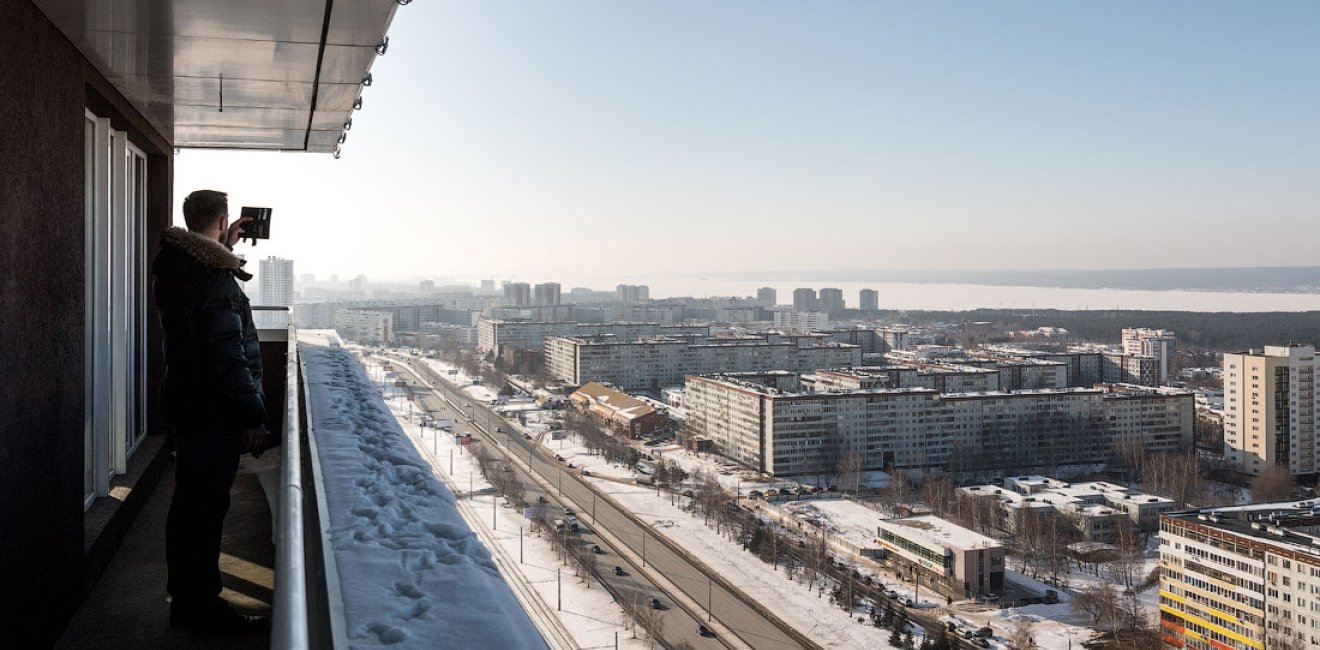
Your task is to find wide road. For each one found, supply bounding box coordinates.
[382,358,733,650]
[390,356,816,650]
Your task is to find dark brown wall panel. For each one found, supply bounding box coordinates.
[0,2,172,644]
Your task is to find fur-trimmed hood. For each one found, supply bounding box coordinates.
[160,226,252,281]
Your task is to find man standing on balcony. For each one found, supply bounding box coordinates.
[153,189,269,637]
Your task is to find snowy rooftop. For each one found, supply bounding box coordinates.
[879,515,1002,552]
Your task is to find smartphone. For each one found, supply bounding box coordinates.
[240,206,273,240]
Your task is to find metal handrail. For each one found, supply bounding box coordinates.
[272,324,308,649]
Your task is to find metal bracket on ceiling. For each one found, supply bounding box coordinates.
[376,36,390,56]
[362,72,373,87]
[353,97,363,111]
[344,118,353,131]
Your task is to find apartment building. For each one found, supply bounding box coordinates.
[818,287,845,313]
[1124,328,1176,383]
[1223,345,1318,477]
[757,287,777,308]
[805,364,1001,393]
[503,282,531,307]
[476,319,709,352]
[616,284,650,302]
[533,282,562,306]
[859,288,879,311]
[683,373,1193,477]
[792,288,818,310]
[921,356,1070,391]
[876,516,1006,597]
[772,310,830,332]
[335,309,393,345]
[1159,502,1320,650]
[546,337,861,392]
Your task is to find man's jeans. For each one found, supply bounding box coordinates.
[166,427,243,610]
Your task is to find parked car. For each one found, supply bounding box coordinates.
[748,490,764,499]
[972,638,990,648]
[885,590,899,599]
[975,626,993,639]
[980,593,1000,602]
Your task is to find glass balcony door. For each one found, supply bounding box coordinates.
[84,109,148,509]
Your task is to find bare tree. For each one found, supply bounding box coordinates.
[1251,464,1297,502]
[1006,617,1037,650]
[636,594,665,648]
[882,469,912,516]
[836,450,864,496]
[921,476,957,518]
[1107,519,1144,589]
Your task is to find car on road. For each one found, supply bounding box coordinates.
[902,598,914,607]
[885,590,899,599]
[697,625,714,637]
[971,638,990,648]
[613,566,625,576]
[980,593,1000,602]
[650,598,663,609]
[554,454,564,461]
[592,545,603,554]
[563,507,575,516]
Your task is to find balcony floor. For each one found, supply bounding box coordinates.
[58,454,276,649]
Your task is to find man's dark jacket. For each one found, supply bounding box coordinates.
[154,226,266,431]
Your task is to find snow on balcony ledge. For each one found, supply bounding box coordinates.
[301,342,545,648]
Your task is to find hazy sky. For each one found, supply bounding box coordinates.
[174,1,1320,284]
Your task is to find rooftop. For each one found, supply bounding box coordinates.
[880,515,1002,551]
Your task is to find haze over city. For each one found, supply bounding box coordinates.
[174,1,1320,283]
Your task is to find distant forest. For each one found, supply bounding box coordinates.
[865,309,1320,353]
[724,267,1320,292]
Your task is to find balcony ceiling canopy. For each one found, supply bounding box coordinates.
[34,0,399,153]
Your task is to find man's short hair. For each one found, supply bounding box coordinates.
[182,190,229,232]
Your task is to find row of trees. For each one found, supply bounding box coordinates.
[561,409,641,466]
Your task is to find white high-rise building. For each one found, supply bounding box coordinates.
[256,257,294,328]
[1223,345,1318,476]
[1121,328,1175,383]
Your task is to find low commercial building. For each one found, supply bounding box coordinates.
[568,383,669,436]
[1159,501,1320,650]
[962,477,1176,540]
[876,516,1006,597]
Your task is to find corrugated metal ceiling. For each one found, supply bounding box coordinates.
[33,0,400,153]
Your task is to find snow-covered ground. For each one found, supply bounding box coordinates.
[357,354,659,650]
[540,431,904,649]
[300,343,544,648]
